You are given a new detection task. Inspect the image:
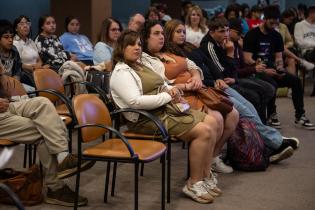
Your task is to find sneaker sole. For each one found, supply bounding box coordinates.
[212,167,233,174]
[45,197,87,207]
[270,147,294,163]
[294,123,315,130]
[182,186,214,204]
[283,137,300,150]
[58,160,96,179]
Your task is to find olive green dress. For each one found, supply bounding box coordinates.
[127,65,206,137]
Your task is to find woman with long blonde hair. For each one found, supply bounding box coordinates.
[185,5,208,47]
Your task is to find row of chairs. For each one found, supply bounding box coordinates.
[0,69,181,210]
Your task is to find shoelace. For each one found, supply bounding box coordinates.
[190,181,209,196]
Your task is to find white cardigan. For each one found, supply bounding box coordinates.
[110,61,172,122]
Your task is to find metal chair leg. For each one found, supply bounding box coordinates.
[32,145,37,164]
[74,156,82,210]
[28,145,32,167]
[111,162,117,196]
[161,154,165,210]
[104,161,111,203]
[134,162,139,210]
[23,145,27,168]
[68,127,72,153]
[140,162,144,176]
[167,140,171,203]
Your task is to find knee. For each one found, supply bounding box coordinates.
[226,108,239,127]
[34,97,55,109]
[196,122,216,144]
[205,112,223,132]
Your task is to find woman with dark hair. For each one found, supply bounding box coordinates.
[141,20,240,175]
[111,29,218,204]
[59,16,94,65]
[13,15,48,86]
[145,7,160,22]
[93,18,122,65]
[35,15,72,71]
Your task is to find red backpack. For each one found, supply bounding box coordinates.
[227,118,269,171]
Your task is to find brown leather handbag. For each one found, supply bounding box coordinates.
[196,87,234,116]
[0,164,43,206]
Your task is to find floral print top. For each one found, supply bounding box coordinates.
[35,34,70,71]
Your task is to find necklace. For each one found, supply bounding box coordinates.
[0,51,14,75]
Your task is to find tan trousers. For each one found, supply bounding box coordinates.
[0,97,68,190]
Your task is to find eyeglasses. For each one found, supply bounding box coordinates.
[110,28,121,32]
[18,21,31,27]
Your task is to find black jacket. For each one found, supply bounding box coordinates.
[199,33,238,81]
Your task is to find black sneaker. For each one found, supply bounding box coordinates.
[282,136,300,150]
[295,115,315,130]
[57,154,95,179]
[267,113,282,129]
[269,144,294,163]
[45,184,88,207]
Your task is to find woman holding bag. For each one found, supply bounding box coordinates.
[140,20,239,174]
[110,30,222,204]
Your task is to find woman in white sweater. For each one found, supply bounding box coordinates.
[110,30,221,204]
[185,5,208,47]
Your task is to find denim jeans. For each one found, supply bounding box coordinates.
[225,87,282,150]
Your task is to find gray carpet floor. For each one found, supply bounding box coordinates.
[1,81,315,210]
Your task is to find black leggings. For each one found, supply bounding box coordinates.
[258,72,305,119]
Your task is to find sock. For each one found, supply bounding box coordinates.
[57,151,69,164]
[212,156,219,164]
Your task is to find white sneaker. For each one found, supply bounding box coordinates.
[300,59,315,71]
[212,156,233,173]
[203,171,222,197]
[182,181,214,203]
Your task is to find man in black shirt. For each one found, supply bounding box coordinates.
[199,17,274,124]
[243,5,315,130]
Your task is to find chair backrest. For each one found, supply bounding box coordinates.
[73,94,112,142]
[33,69,65,102]
[3,76,27,96]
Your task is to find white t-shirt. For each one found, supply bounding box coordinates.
[13,35,39,65]
[185,26,208,47]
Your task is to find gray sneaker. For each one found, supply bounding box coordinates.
[57,154,95,179]
[295,115,315,130]
[270,146,294,163]
[45,185,88,207]
[267,113,281,129]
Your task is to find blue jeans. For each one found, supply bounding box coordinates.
[225,87,282,150]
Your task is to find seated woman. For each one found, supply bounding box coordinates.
[59,16,94,65]
[93,18,122,66]
[184,5,208,47]
[110,30,221,204]
[141,20,239,173]
[35,15,78,72]
[163,19,299,164]
[13,15,48,87]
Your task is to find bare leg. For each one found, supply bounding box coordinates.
[179,117,216,183]
[212,108,239,157]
